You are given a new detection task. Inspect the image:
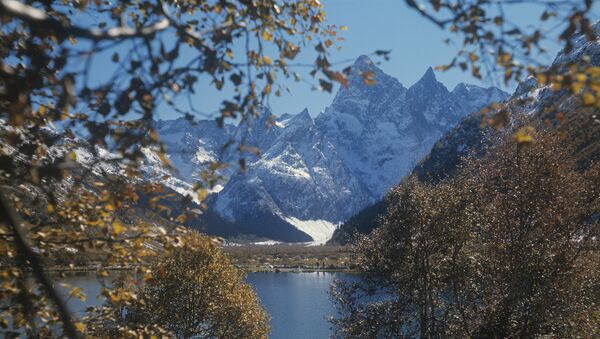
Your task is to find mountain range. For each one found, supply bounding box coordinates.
[150,56,508,243]
[330,24,600,244]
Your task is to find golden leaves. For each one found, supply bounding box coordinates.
[261,30,273,41]
[468,52,479,62]
[325,70,349,87]
[69,287,87,302]
[583,92,595,105]
[513,126,535,145]
[112,221,125,235]
[261,55,272,65]
[534,67,600,107]
[75,322,86,333]
[537,73,548,85]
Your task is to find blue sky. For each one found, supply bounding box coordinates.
[77,0,598,120]
[187,0,580,119]
[285,0,600,117]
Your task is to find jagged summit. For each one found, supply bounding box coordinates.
[152,56,508,242]
[408,67,445,94]
[418,66,437,83]
[294,108,311,121]
[353,54,374,68]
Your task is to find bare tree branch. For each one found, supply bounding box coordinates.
[404,0,450,28]
[0,0,170,41]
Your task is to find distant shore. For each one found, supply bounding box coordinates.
[33,243,357,274]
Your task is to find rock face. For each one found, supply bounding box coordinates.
[316,58,506,199]
[154,56,508,242]
[330,26,600,244]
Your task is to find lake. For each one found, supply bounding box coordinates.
[60,271,359,339]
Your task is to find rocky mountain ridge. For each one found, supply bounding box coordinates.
[152,56,508,243]
[329,26,600,244]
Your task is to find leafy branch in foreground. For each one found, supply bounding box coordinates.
[0,0,353,336]
[404,0,600,135]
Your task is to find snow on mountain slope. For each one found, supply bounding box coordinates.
[283,217,338,245]
[316,57,509,199]
[146,56,508,242]
[153,118,234,184]
[210,109,369,230]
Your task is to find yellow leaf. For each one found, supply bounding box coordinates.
[149,130,159,142]
[47,204,55,213]
[575,73,587,82]
[583,92,595,105]
[113,221,125,235]
[536,73,547,85]
[340,25,348,31]
[469,52,479,62]
[571,82,583,94]
[75,322,85,333]
[264,83,272,95]
[262,30,273,41]
[197,188,208,202]
[362,71,376,86]
[513,127,535,144]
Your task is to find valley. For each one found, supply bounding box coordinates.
[149,56,508,243]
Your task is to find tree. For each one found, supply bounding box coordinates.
[331,125,600,337]
[85,232,270,338]
[461,126,599,337]
[0,0,352,336]
[331,174,480,337]
[1,0,598,337]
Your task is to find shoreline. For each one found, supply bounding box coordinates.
[42,265,357,274]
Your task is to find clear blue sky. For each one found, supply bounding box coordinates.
[79,0,598,120]
[270,0,580,116]
[186,0,586,119]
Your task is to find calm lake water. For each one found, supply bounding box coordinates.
[60,271,359,339]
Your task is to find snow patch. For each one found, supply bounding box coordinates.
[284,217,338,245]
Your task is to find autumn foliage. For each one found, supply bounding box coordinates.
[331,126,600,337]
[0,0,344,336]
[85,233,270,338]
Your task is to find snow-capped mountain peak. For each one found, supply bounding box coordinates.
[150,56,508,242]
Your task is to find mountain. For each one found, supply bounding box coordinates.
[316,59,506,199]
[0,55,508,244]
[329,27,600,244]
[150,56,508,243]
